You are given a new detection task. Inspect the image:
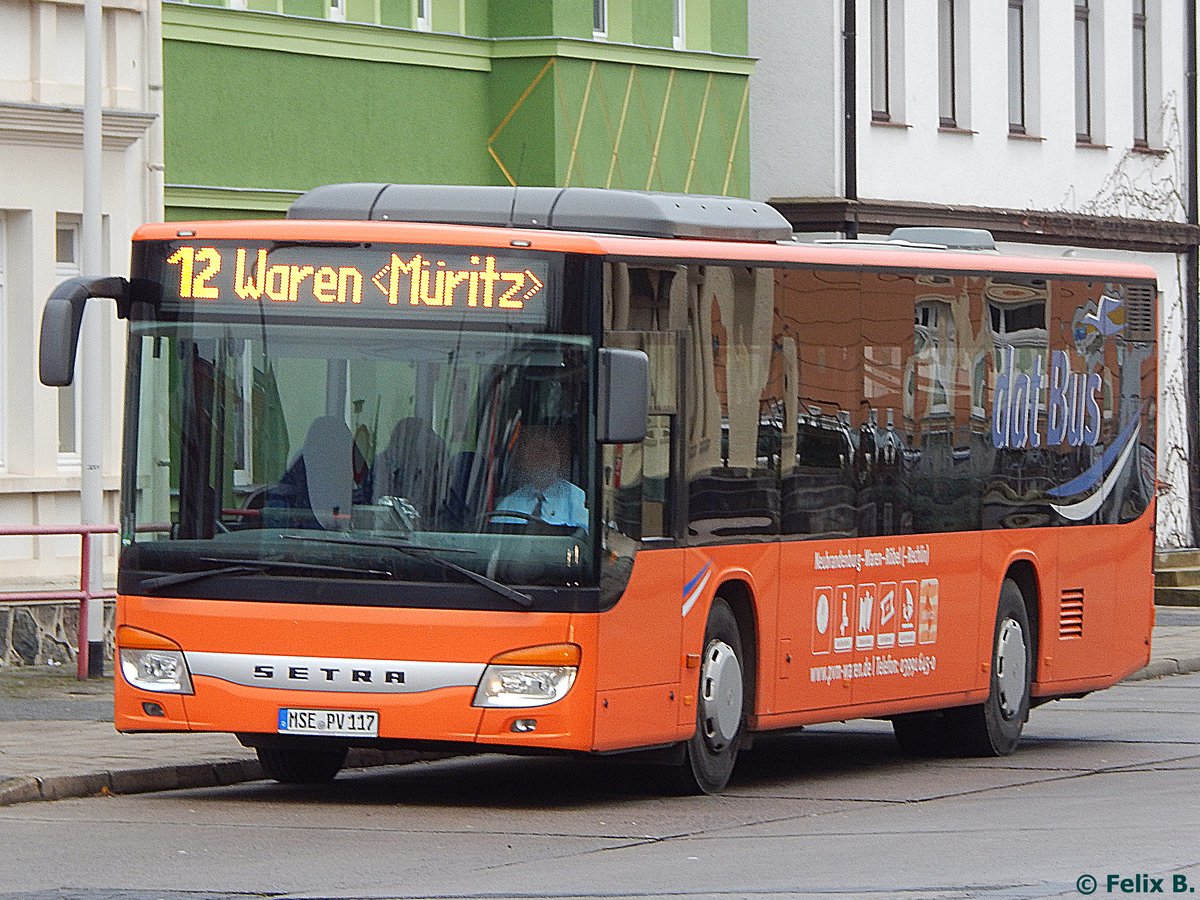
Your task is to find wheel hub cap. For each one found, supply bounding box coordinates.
[995,618,1027,720]
[701,640,743,751]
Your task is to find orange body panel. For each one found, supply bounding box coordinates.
[116,510,1155,752]
[116,594,596,751]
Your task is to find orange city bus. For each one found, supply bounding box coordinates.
[39,185,1157,793]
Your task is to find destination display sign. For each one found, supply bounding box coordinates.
[155,242,552,324]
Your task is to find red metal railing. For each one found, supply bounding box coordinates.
[0,524,119,680]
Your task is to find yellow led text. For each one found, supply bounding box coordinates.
[234,249,362,304]
[166,246,221,300]
[370,253,543,309]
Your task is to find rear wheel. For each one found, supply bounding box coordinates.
[946,578,1032,756]
[256,744,348,784]
[665,599,747,795]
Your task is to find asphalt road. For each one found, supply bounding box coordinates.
[0,672,1197,899]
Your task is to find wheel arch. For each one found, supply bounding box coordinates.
[711,578,760,720]
[1003,559,1041,682]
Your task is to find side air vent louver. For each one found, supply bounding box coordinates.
[1059,589,1085,640]
[1123,284,1156,343]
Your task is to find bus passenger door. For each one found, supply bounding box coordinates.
[595,316,686,750]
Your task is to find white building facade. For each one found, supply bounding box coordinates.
[750,0,1197,548]
[0,0,163,587]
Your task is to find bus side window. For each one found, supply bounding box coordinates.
[603,414,675,542]
[684,265,780,542]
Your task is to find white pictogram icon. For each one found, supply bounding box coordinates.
[877,583,897,648]
[899,581,918,646]
[834,585,854,652]
[856,584,876,650]
[812,587,833,655]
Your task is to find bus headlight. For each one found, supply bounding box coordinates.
[472,643,579,708]
[117,625,194,695]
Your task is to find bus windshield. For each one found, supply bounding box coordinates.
[121,318,595,601]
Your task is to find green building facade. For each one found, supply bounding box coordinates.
[162,0,754,220]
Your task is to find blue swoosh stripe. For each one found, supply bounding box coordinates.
[683,562,713,597]
[1047,414,1141,498]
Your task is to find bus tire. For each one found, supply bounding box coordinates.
[256,744,348,784]
[947,578,1032,757]
[666,598,747,795]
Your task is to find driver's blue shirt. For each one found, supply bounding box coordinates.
[495,480,588,529]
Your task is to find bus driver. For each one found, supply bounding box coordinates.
[495,425,588,529]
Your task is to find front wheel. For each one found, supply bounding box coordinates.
[946,578,1032,756]
[256,744,348,784]
[665,599,747,794]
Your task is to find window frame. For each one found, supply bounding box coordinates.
[672,0,686,50]
[55,216,82,468]
[937,0,958,127]
[0,213,6,472]
[1007,0,1027,135]
[1132,0,1149,147]
[414,0,431,31]
[593,0,607,40]
[1074,0,1093,143]
[870,0,892,122]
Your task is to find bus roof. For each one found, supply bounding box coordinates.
[132,217,1160,284]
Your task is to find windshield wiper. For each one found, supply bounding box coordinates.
[138,557,392,592]
[284,533,534,608]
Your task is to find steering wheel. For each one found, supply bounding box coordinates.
[483,509,586,537]
[483,509,539,528]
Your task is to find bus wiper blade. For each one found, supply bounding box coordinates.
[283,534,534,608]
[201,557,393,578]
[138,557,392,592]
[282,534,473,554]
[139,565,261,592]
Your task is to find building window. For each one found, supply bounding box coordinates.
[55,217,80,461]
[593,0,607,39]
[1074,0,1093,142]
[937,0,958,127]
[415,0,430,31]
[328,0,345,21]
[871,0,892,121]
[1007,0,1027,134]
[672,0,685,50]
[0,214,6,472]
[1132,0,1148,146]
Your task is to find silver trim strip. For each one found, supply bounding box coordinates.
[186,651,485,694]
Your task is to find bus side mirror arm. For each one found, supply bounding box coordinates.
[39,275,130,387]
[597,348,649,444]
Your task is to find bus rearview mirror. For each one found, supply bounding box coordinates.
[39,276,129,387]
[597,348,649,444]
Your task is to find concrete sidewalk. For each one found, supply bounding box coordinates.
[2,608,1199,808]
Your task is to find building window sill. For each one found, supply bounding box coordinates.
[938,126,976,136]
[1008,131,1045,142]
[1130,144,1169,158]
[1075,141,1111,150]
[871,119,912,129]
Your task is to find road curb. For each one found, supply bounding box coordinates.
[0,748,435,808]
[1125,655,1200,682]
